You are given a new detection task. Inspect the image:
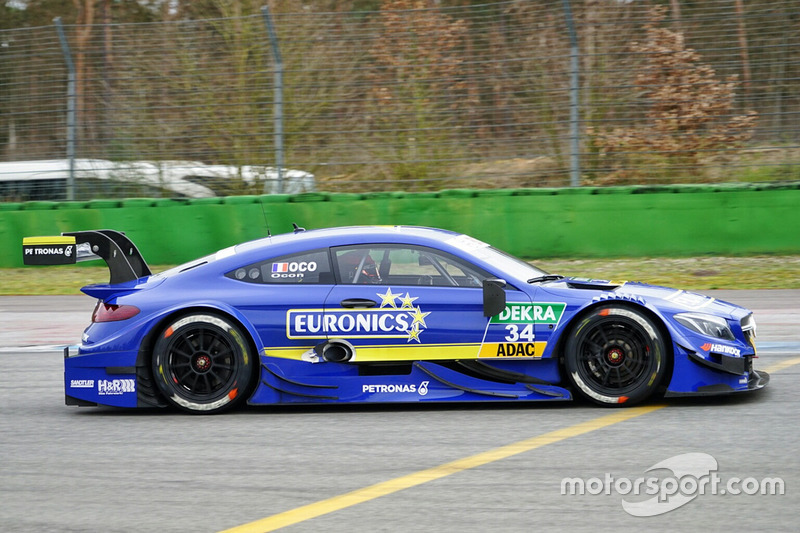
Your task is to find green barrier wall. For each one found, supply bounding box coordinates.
[2,183,799,268]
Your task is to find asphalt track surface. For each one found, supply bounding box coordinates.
[1,291,798,532]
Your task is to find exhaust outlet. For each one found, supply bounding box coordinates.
[315,339,356,363]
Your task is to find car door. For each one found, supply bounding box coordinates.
[320,244,531,362]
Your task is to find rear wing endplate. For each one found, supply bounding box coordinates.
[23,229,151,285]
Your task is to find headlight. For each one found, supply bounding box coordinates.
[674,312,735,341]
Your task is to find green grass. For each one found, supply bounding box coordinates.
[2,255,799,295]
[537,256,800,290]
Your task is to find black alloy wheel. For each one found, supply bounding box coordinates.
[564,305,668,406]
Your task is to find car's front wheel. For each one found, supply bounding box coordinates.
[151,313,255,414]
[564,305,668,406]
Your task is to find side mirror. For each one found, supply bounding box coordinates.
[483,278,507,317]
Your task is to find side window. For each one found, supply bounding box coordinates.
[226,249,332,284]
[333,245,488,287]
[334,248,382,284]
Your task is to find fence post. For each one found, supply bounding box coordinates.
[562,0,581,187]
[261,5,284,195]
[54,17,76,201]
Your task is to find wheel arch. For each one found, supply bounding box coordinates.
[135,304,263,404]
[556,299,674,391]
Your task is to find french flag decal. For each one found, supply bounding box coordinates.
[272,262,289,273]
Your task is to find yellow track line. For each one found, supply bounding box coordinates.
[221,404,665,533]
[763,356,800,374]
[222,356,800,533]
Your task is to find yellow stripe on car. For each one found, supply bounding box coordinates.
[264,343,482,362]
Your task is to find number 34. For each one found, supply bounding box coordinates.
[504,324,534,342]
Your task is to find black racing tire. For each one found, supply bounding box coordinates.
[151,313,255,414]
[564,305,668,406]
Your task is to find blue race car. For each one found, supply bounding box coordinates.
[22,226,768,413]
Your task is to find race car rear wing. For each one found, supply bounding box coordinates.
[23,229,151,285]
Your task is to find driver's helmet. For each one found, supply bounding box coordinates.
[338,251,380,284]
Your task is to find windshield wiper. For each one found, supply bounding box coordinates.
[527,274,565,284]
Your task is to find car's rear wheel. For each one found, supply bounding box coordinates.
[564,305,667,406]
[151,313,255,414]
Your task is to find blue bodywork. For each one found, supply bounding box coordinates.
[61,226,767,410]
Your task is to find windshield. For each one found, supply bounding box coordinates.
[445,234,547,281]
[480,246,549,281]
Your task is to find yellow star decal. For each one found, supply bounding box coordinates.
[399,292,418,309]
[407,325,422,343]
[376,288,400,308]
[409,306,431,329]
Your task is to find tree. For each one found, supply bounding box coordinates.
[588,6,758,184]
[364,0,475,189]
